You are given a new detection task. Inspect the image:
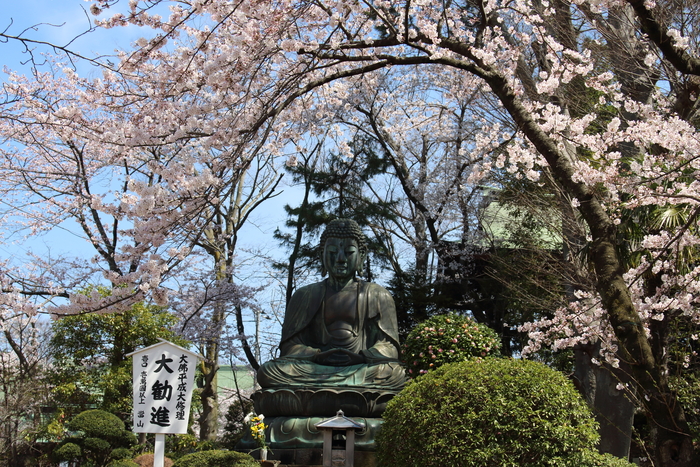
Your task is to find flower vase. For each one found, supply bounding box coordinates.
[260,448,268,461]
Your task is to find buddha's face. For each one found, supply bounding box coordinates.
[323,237,361,282]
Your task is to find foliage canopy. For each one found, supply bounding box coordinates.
[49,299,186,418]
[376,358,632,467]
[171,449,258,467]
[52,409,137,467]
[402,312,501,377]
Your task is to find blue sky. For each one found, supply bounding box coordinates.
[1,3,93,259]
[1,0,296,276]
[3,0,151,78]
[1,0,290,362]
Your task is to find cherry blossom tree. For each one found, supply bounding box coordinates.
[274,68,501,338]
[2,0,699,463]
[329,70,500,328]
[0,315,51,464]
[171,154,283,439]
[0,53,285,439]
[80,0,700,464]
[0,64,209,313]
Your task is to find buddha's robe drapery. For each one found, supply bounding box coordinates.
[257,279,406,389]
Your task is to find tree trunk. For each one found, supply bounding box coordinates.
[480,66,698,467]
[574,342,635,459]
[198,353,219,441]
[199,294,223,442]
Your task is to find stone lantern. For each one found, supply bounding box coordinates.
[314,410,365,467]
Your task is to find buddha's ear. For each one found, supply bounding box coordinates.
[357,249,367,274]
[319,244,327,276]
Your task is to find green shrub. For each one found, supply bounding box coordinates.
[171,450,258,467]
[110,447,133,460]
[376,358,613,467]
[671,371,700,445]
[84,437,112,452]
[556,450,637,467]
[403,312,500,377]
[53,442,82,461]
[52,409,136,467]
[107,460,140,467]
[221,398,254,449]
[164,433,215,460]
[67,409,126,439]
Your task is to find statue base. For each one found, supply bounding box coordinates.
[237,416,383,451]
[244,447,377,467]
[252,387,399,418]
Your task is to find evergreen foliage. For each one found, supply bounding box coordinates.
[171,449,258,467]
[107,459,140,467]
[48,298,186,418]
[402,313,500,377]
[107,460,140,467]
[376,358,633,467]
[52,409,137,467]
[274,136,398,298]
[387,267,454,340]
[221,398,254,449]
[109,447,134,460]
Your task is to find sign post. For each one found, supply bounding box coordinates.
[128,339,201,467]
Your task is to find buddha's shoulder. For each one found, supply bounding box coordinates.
[291,281,326,298]
[360,280,392,297]
[291,280,391,297]
[303,280,326,290]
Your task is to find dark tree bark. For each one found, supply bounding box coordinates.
[479,67,696,467]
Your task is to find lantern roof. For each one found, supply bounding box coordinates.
[315,410,365,430]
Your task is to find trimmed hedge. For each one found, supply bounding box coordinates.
[377,358,635,467]
[53,409,136,467]
[67,410,130,440]
[403,312,500,377]
[53,442,81,461]
[171,450,258,467]
[109,448,133,460]
[565,450,639,467]
[107,460,139,467]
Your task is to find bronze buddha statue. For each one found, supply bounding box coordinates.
[249,219,407,452]
[257,219,405,391]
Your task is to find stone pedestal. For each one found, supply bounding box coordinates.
[252,387,398,418]
[238,386,393,455]
[248,448,376,467]
[238,416,383,451]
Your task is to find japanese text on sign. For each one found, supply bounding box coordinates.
[130,341,199,434]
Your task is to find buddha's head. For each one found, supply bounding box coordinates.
[320,218,368,279]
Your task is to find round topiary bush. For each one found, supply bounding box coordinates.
[84,437,112,453]
[53,442,82,462]
[376,358,625,467]
[107,460,139,467]
[52,409,136,467]
[67,409,126,439]
[109,447,134,461]
[403,312,500,377]
[568,451,638,467]
[171,450,258,467]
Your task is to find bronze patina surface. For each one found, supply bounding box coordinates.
[244,219,406,452]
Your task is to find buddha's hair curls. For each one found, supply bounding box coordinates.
[320,219,368,254]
